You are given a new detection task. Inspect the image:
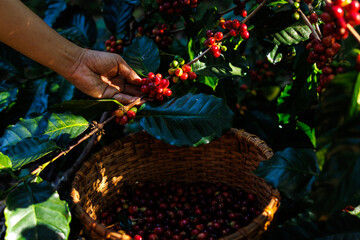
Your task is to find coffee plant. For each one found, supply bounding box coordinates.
[0,0,360,239]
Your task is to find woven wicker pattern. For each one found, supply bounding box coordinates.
[71,128,280,240]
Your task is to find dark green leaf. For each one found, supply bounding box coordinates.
[3,138,58,170]
[267,44,283,64]
[192,48,247,79]
[271,22,311,45]
[102,0,134,37]
[185,7,218,38]
[0,112,89,149]
[263,211,360,240]
[196,76,218,91]
[4,182,71,240]
[297,121,316,147]
[47,75,75,107]
[43,0,68,27]
[0,152,11,170]
[50,99,121,119]
[311,116,360,218]
[123,0,140,5]
[0,43,24,76]
[138,93,234,146]
[123,36,160,77]
[54,6,97,47]
[0,83,18,113]
[316,71,359,138]
[277,49,317,123]
[25,79,48,118]
[254,148,319,200]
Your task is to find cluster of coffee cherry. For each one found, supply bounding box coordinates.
[114,107,138,126]
[219,18,250,40]
[157,0,200,15]
[168,58,197,83]
[305,0,360,92]
[248,59,276,83]
[204,31,225,58]
[232,0,248,17]
[105,36,125,54]
[141,72,172,101]
[99,181,260,240]
[152,24,173,48]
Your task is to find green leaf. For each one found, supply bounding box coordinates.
[43,0,68,27]
[254,148,319,200]
[196,76,218,91]
[267,44,283,64]
[192,48,247,79]
[25,79,48,118]
[316,71,359,139]
[4,182,71,240]
[50,99,121,119]
[0,42,24,76]
[297,121,316,147]
[0,152,11,170]
[0,83,18,113]
[0,112,89,149]
[123,36,160,77]
[47,75,75,107]
[311,116,360,218]
[3,138,58,170]
[263,211,360,240]
[138,93,234,146]
[271,22,311,45]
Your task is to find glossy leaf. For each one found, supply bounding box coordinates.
[50,99,121,119]
[311,116,360,218]
[254,148,319,200]
[0,152,11,170]
[192,48,247,79]
[54,6,97,47]
[271,22,311,45]
[25,79,48,118]
[4,182,71,240]
[3,138,58,171]
[0,112,89,149]
[138,93,234,146]
[196,76,218,91]
[277,50,317,123]
[47,75,75,107]
[123,0,140,5]
[297,121,316,148]
[43,0,68,27]
[123,36,160,77]
[102,0,134,37]
[0,83,18,113]
[267,44,283,64]
[263,211,360,240]
[316,71,360,138]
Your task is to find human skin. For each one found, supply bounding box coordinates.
[0,0,144,104]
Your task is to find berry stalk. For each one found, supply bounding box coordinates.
[287,0,321,40]
[347,23,360,44]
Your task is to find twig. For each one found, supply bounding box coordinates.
[55,112,109,193]
[347,23,360,44]
[242,0,268,24]
[287,0,321,40]
[187,0,266,66]
[218,6,238,16]
[169,27,185,34]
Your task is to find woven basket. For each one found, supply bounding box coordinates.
[71,128,280,240]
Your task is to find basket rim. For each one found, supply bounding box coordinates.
[70,128,281,240]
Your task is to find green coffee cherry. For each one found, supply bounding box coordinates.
[293,12,300,20]
[170,60,179,68]
[130,107,138,113]
[293,2,300,9]
[178,58,185,66]
[221,45,227,52]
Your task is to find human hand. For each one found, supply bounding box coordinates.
[67,49,144,105]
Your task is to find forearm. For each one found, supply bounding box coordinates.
[0,0,84,79]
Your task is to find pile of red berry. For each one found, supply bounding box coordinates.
[232,0,248,17]
[152,24,173,48]
[157,0,199,14]
[114,107,138,126]
[168,58,197,83]
[219,18,250,40]
[141,72,172,101]
[99,181,260,240]
[105,36,125,54]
